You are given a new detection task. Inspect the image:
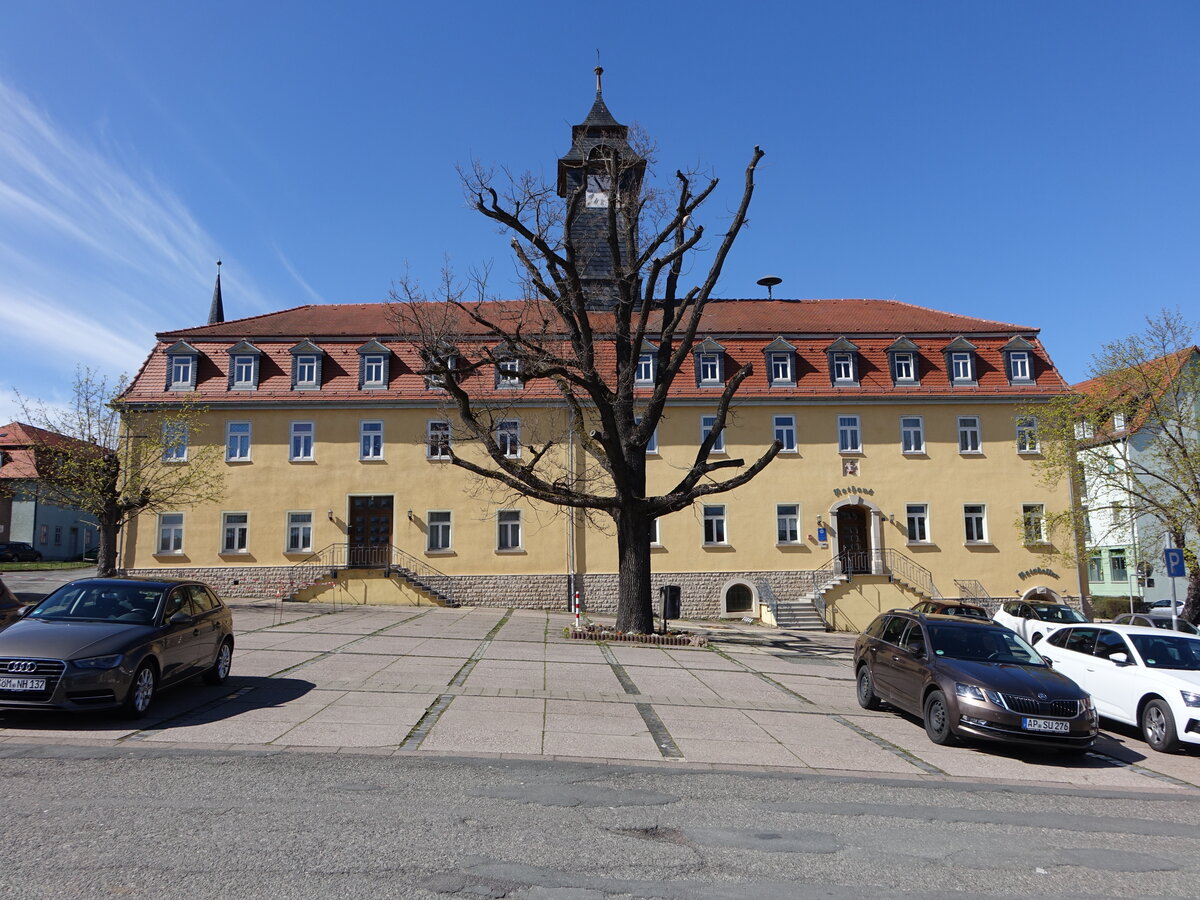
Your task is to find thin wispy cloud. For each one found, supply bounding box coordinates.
[274,243,325,304]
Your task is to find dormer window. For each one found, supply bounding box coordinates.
[1002,336,1036,385]
[826,337,860,387]
[636,353,655,385]
[1112,412,1126,431]
[694,338,726,387]
[425,347,459,389]
[763,337,796,387]
[944,337,978,386]
[226,340,261,390]
[887,337,921,386]
[165,341,199,391]
[357,340,390,390]
[497,358,521,388]
[289,340,324,391]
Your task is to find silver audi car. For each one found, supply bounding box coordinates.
[0,577,233,717]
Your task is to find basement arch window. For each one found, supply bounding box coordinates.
[722,581,756,617]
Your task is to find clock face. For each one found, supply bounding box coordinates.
[585,174,610,208]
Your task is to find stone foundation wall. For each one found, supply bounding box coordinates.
[122,566,317,599]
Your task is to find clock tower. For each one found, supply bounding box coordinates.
[556,67,646,309]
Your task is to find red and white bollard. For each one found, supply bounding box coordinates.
[574,591,581,631]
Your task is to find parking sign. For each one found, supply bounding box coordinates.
[1164,548,1186,578]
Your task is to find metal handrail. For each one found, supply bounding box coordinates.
[954,579,991,602]
[880,548,943,600]
[291,543,455,606]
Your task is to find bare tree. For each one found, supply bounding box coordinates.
[16,368,225,576]
[392,137,779,634]
[1030,309,1200,620]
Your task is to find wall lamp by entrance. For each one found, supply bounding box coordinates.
[407,509,414,521]
[327,510,334,521]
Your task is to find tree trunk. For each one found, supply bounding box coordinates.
[613,507,655,634]
[1184,565,1200,626]
[96,506,121,578]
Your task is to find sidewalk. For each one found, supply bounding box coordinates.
[1,602,1197,792]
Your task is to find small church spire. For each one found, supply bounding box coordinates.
[595,62,603,96]
[208,259,225,325]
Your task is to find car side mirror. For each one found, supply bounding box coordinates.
[169,611,193,626]
[1041,655,1053,668]
[1108,652,1130,665]
[18,605,32,618]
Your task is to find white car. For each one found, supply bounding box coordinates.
[992,600,1088,645]
[1037,623,1200,752]
[1147,598,1185,616]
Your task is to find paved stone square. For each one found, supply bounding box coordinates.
[1,601,1199,793]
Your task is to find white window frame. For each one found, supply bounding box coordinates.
[635,416,659,454]
[701,414,725,453]
[703,505,727,546]
[832,352,855,383]
[497,509,522,551]
[951,352,974,383]
[427,420,451,459]
[1008,351,1031,382]
[635,353,655,385]
[649,517,661,547]
[289,422,315,461]
[427,510,452,552]
[893,352,916,383]
[769,352,793,385]
[698,353,722,385]
[169,355,193,390]
[232,355,256,388]
[221,512,249,554]
[286,511,313,553]
[226,421,251,462]
[362,354,386,388]
[294,354,319,388]
[773,415,796,452]
[906,504,929,543]
[1022,503,1046,544]
[162,423,188,462]
[1016,417,1039,453]
[964,503,988,543]
[1075,421,1096,439]
[900,416,924,454]
[838,415,861,453]
[497,419,520,458]
[957,416,982,454]
[497,358,521,388]
[157,513,184,554]
[1112,412,1126,431]
[360,420,384,460]
[776,503,800,544]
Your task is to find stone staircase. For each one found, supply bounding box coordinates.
[771,568,847,631]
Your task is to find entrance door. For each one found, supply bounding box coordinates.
[836,506,870,574]
[348,496,393,567]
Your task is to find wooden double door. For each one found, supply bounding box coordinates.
[348,496,393,567]
[836,506,871,575]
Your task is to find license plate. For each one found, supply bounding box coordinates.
[1023,717,1070,733]
[0,677,46,691]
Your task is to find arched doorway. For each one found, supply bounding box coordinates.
[836,505,870,574]
[1020,585,1061,604]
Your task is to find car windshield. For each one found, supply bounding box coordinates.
[928,623,1044,666]
[1129,634,1200,670]
[28,584,163,624]
[1030,604,1087,623]
[945,607,989,619]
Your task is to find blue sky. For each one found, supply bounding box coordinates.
[2,1,1197,423]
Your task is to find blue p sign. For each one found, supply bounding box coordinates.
[1164,548,1186,578]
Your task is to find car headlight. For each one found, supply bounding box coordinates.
[1080,694,1095,711]
[73,654,124,670]
[955,683,1002,706]
[1181,691,1200,708]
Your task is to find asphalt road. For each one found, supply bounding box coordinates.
[0,744,1195,899]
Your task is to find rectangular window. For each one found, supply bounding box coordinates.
[957,416,981,453]
[769,352,792,385]
[222,513,248,553]
[1016,417,1039,453]
[906,504,929,543]
[964,504,987,543]
[1075,421,1096,439]
[39,524,48,545]
[776,504,799,544]
[833,352,854,382]
[360,421,384,460]
[295,355,318,386]
[1008,351,1031,381]
[290,422,314,461]
[497,509,522,550]
[951,352,973,382]
[700,414,725,452]
[900,416,924,453]
[497,358,520,388]
[1109,549,1128,582]
[425,353,458,389]
[232,355,255,387]
[497,419,520,458]
[1112,412,1126,430]
[649,517,660,546]
[893,352,915,382]
[162,423,188,462]
[773,415,796,451]
[635,353,655,385]
[53,526,62,546]
[226,421,251,461]
[698,353,721,384]
[635,416,658,454]
[158,513,184,553]
[703,505,727,545]
[363,354,386,387]
[838,415,861,452]
[1081,509,1092,543]
[170,356,192,388]
[1087,554,1104,582]
[1022,503,1045,544]
[427,511,452,552]
[427,421,451,459]
[286,512,313,553]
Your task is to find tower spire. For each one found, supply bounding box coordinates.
[208,259,225,325]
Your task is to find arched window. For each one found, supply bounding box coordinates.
[724,582,754,614]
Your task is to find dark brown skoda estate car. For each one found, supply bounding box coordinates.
[854,610,1097,750]
[0,577,233,717]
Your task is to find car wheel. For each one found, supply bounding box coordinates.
[856,665,882,710]
[120,663,157,718]
[1140,699,1180,753]
[923,690,956,745]
[203,639,233,685]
